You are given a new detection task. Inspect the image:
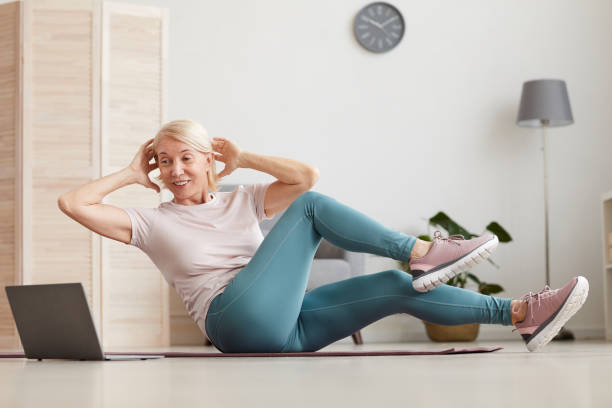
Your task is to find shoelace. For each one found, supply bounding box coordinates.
[433,230,465,246]
[511,285,558,330]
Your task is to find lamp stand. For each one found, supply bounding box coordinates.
[541,121,575,341]
[542,124,551,287]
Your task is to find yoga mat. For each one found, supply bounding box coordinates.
[0,346,502,358]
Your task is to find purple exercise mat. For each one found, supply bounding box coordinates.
[0,346,502,358]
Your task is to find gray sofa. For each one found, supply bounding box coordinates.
[220,184,367,345]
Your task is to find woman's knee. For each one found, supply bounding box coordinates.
[288,190,335,217]
[292,190,326,207]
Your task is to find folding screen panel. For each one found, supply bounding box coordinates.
[28,0,100,325]
[0,0,168,351]
[0,1,20,349]
[100,1,169,348]
[0,0,100,350]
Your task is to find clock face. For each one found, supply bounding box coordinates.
[354,2,404,53]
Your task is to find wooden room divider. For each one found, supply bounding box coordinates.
[0,0,170,350]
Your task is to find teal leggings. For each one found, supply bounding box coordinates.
[205,191,513,352]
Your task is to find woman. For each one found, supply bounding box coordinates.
[58,119,589,353]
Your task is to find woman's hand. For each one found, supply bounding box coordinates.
[128,138,161,193]
[211,137,243,179]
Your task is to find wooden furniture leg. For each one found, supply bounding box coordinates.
[351,330,363,345]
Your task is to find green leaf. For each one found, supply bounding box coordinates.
[418,234,432,242]
[485,222,512,243]
[478,283,504,295]
[466,273,481,284]
[428,211,475,238]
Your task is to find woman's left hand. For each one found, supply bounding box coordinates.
[211,137,242,179]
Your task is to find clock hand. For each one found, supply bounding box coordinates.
[381,16,399,27]
[363,16,383,29]
[363,16,390,36]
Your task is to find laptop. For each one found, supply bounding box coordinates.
[5,282,164,361]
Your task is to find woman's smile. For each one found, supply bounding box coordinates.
[173,180,190,188]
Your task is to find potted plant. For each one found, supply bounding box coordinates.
[399,211,513,342]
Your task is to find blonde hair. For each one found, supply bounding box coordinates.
[152,119,219,192]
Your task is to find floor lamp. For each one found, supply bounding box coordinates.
[517,79,575,340]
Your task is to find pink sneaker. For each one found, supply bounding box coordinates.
[513,276,589,352]
[409,231,499,293]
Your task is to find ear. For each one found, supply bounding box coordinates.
[204,152,212,169]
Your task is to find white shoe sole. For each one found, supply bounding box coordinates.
[525,276,589,352]
[412,235,499,293]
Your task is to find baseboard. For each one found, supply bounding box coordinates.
[569,327,605,340]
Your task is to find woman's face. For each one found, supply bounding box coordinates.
[155,136,212,203]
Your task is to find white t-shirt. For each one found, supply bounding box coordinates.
[124,183,274,342]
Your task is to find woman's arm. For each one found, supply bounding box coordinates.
[212,137,318,184]
[238,151,319,186]
[58,138,159,244]
[57,168,138,244]
[58,167,139,209]
[211,137,319,216]
[238,151,319,217]
[59,138,159,208]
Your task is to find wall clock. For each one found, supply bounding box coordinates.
[354,2,405,53]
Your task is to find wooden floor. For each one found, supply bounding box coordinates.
[0,340,610,407]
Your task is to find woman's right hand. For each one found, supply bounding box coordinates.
[128,138,160,193]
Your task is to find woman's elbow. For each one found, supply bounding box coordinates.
[307,167,320,187]
[57,194,71,214]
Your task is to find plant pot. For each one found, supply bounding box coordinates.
[422,320,480,342]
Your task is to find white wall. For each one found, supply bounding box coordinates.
[119,0,612,340]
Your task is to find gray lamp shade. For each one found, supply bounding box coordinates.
[516,79,574,127]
